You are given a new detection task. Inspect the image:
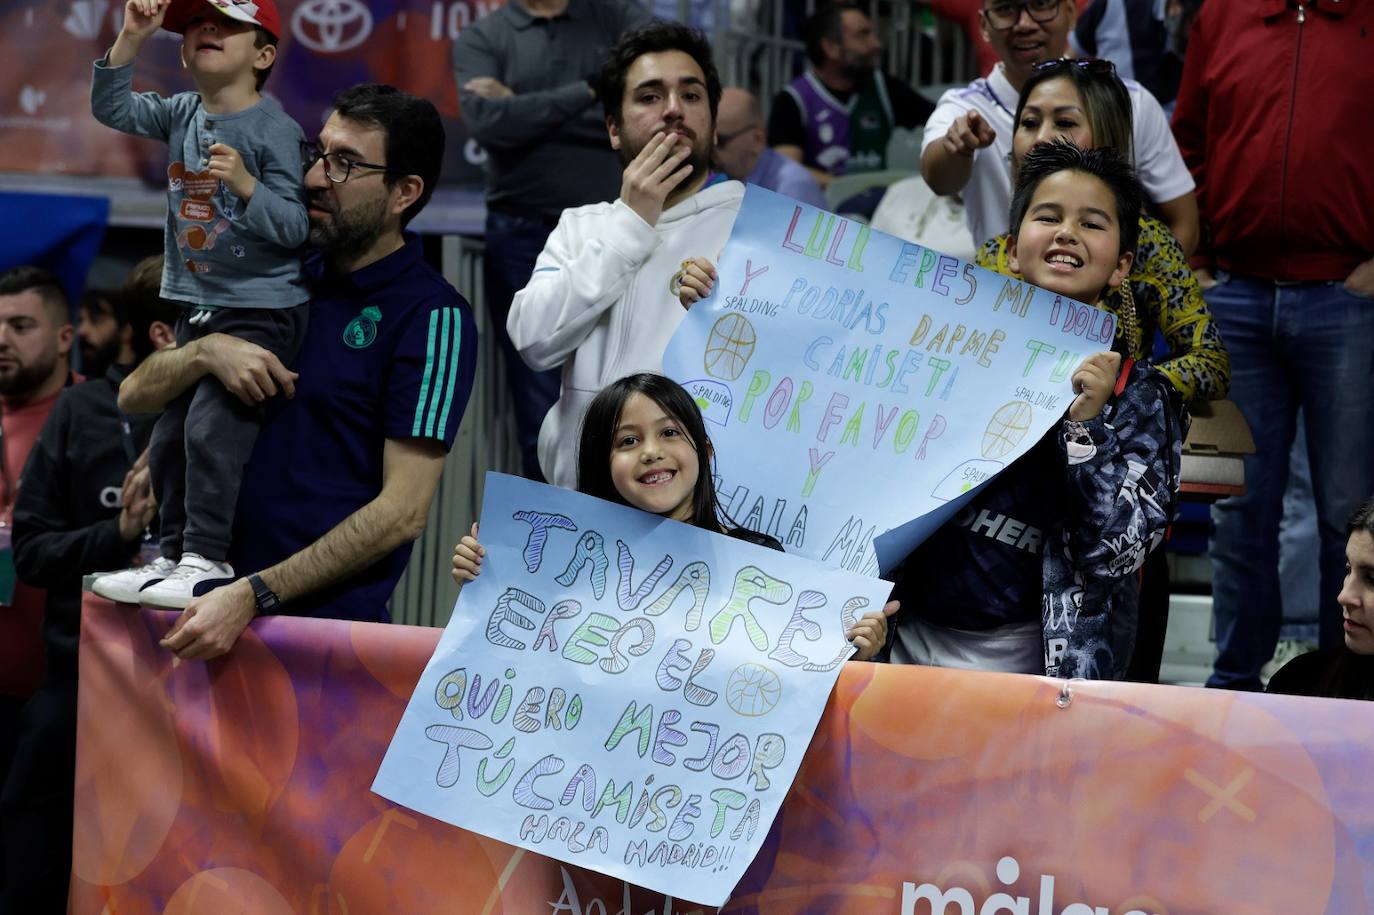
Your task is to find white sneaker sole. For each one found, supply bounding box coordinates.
[139,577,235,610]
[92,577,166,604]
[139,589,195,610]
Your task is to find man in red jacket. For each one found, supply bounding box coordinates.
[1172,0,1374,691]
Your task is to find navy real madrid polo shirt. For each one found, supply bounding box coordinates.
[231,234,478,622]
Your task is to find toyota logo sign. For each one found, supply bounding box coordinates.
[291,0,374,53]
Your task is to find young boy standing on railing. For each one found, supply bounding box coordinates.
[888,141,1187,679]
[91,0,309,607]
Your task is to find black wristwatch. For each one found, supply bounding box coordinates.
[247,573,281,613]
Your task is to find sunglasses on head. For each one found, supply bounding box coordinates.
[1032,58,1118,77]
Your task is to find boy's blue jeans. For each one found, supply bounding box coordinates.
[1205,273,1374,690]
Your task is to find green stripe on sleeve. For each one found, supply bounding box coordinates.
[412,309,440,436]
[435,308,463,439]
[425,307,454,438]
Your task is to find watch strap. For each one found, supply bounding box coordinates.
[247,573,281,613]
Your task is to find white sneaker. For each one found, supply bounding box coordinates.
[138,553,236,609]
[92,557,179,603]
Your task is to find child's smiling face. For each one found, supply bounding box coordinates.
[1008,169,1133,305]
[179,5,268,85]
[608,392,701,522]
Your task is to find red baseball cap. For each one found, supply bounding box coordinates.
[163,0,282,42]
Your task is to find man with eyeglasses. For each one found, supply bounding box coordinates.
[920,0,1197,252]
[713,87,825,209]
[114,84,478,660]
[923,0,1090,78]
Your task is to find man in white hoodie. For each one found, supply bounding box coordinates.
[507,21,743,489]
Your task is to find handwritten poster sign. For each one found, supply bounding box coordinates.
[663,185,1117,575]
[373,473,892,906]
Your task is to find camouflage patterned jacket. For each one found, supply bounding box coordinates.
[1042,360,1189,679]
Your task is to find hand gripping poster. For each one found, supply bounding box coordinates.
[663,185,1117,575]
[373,473,892,906]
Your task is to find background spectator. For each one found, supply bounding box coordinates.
[923,0,1092,77]
[74,288,127,378]
[508,22,740,488]
[0,265,77,896]
[454,0,652,481]
[3,255,175,912]
[768,2,935,187]
[920,0,1197,253]
[1070,0,1183,114]
[713,87,826,208]
[975,59,1227,404]
[1172,0,1374,691]
[1268,499,1374,699]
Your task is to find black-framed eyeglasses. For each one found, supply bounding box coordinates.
[1033,57,1118,77]
[301,141,393,184]
[981,0,1063,30]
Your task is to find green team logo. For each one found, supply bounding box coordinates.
[343,305,382,349]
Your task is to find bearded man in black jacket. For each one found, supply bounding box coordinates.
[1,256,175,913]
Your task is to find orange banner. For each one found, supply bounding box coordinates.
[74,595,1374,913]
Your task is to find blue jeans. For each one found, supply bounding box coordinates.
[1278,422,1320,640]
[484,210,563,482]
[1206,273,1374,689]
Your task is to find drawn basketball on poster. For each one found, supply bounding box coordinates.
[726,662,782,717]
[982,401,1034,459]
[704,313,757,381]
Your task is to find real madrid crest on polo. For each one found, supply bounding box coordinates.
[343,305,381,349]
[230,234,478,623]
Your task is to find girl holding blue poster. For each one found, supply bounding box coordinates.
[452,373,898,661]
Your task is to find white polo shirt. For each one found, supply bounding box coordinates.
[921,64,1195,247]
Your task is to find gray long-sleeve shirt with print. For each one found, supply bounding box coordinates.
[92,56,309,309]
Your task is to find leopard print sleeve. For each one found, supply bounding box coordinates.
[1122,216,1231,402]
[975,234,1010,274]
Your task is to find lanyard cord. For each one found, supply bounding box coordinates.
[982,80,1016,119]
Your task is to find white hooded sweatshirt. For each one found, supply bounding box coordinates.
[508,180,744,488]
